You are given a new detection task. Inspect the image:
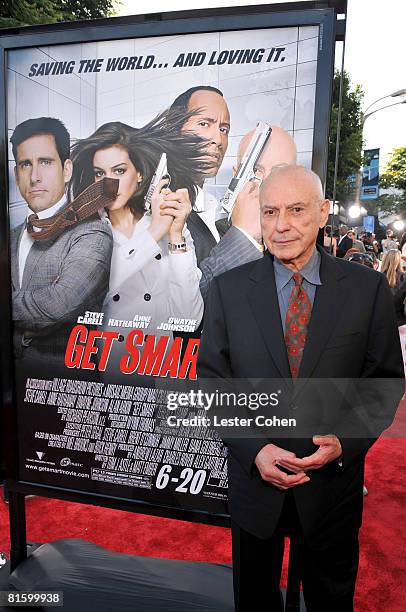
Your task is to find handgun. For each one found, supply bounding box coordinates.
[144,153,170,213]
[221,122,272,219]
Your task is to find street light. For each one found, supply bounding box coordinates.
[363,99,406,123]
[393,220,405,232]
[364,88,406,114]
[348,205,362,219]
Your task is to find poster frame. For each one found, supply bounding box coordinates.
[0,2,337,528]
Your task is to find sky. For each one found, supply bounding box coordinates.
[118,0,406,169]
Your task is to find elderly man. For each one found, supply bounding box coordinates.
[197,165,403,611]
[199,126,297,302]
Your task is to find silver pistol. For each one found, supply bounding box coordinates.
[221,122,272,219]
[145,152,170,214]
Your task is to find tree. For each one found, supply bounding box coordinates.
[326,69,364,203]
[0,0,119,28]
[371,192,406,217]
[369,148,406,217]
[380,147,406,191]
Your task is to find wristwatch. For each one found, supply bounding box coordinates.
[168,239,187,253]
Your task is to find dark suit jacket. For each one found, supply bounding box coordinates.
[199,226,262,303]
[186,211,218,267]
[394,276,406,326]
[336,235,353,258]
[197,248,404,541]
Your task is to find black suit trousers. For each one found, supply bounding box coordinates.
[231,491,359,612]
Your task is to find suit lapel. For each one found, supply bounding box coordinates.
[188,210,217,245]
[246,249,349,393]
[215,217,230,238]
[10,224,23,289]
[247,252,292,380]
[22,243,45,289]
[187,211,217,266]
[21,231,60,289]
[11,223,59,290]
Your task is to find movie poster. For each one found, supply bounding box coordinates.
[7,24,320,517]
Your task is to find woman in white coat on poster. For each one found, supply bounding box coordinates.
[70,112,209,375]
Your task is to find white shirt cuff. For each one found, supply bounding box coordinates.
[233,226,263,252]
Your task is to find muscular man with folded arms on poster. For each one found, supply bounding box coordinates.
[10,117,112,365]
[199,126,297,303]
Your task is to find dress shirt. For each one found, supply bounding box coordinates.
[275,248,342,467]
[273,248,322,333]
[18,195,66,287]
[195,187,220,242]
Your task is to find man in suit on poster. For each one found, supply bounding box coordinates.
[10,117,112,365]
[197,165,404,611]
[171,86,297,279]
[171,85,231,264]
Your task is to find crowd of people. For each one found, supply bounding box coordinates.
[324,224,406,329]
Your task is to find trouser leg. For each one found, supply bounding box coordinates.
[231,493,359,612]
[300,529,359,612]
[231,521,285,612]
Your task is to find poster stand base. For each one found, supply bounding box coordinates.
[0,539,307,611]
[2,539,234,611]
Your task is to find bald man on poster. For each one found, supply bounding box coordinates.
[199,126,297,302]
[197,165,404,611]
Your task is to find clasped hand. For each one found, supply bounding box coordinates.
[255,435,342,491]
[148,178,191,243]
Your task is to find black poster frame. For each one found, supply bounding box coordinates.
[0,2,338,538]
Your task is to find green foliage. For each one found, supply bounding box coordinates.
[374,192,406,217]
[326,69,364,202]
[380,147,406,191]
[360,192,403,217]
[0,0,119,28]
[367,148,406,217]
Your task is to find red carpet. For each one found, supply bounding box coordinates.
[1,401,405,611]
